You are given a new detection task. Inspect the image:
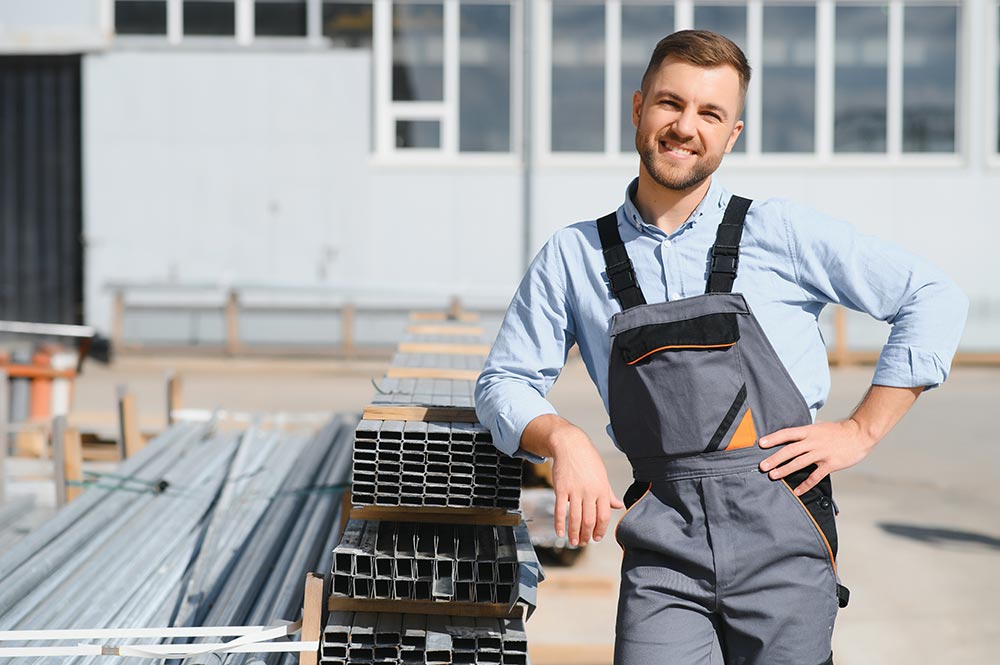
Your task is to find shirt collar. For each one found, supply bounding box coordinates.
[620,177,729,236]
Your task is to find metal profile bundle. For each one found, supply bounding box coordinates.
[331,521,541,613]
[350,420,522,509]
[321,612,528,665]
[401,334,490,346]
[370,377,476,407]
[0,416,356,665]
[388,353,485,371]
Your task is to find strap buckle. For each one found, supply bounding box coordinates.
[710,253,739,275]
[606,259,638,292]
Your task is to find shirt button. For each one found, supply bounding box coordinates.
[661,239,672,248]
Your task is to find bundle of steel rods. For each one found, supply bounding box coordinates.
[322,613,528,665]
[0,415,356,665]
[351,420,522,509]
[388,353,485,371]
[370,378,475,407]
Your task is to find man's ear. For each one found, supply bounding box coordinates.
[632,90,642,128]
[725,119,745,154]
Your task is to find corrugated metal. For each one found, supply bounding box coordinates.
[0,55,83,325]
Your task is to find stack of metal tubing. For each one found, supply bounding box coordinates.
[0,415,356,665]
[350,420,522,509]
[324,314,542,665]
[322,613,528,665]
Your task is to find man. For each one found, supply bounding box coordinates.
[475,30,966,665]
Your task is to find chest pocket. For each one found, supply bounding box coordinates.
[609,312,750,458]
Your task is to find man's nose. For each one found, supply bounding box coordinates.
[673,108,697,140]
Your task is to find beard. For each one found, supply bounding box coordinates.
[636,130,723,192]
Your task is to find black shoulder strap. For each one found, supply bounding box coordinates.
[706,195,753,294]
[596,212,646,311]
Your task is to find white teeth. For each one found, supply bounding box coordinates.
[660,141,694,156]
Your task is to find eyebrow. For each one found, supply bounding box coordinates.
[653,90,730,121]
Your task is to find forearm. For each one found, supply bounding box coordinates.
[847,384,923,448]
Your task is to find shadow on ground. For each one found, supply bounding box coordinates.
[878,522,1000,551]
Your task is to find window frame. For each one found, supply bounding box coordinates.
[371,0,523,164]
[538,0,966,168]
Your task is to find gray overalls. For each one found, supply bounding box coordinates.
[601,196,849,665]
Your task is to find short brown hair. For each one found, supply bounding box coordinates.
[640,30,751,101]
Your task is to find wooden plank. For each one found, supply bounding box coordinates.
[15,430,47,458]
[349,505,521,527]
[831,307,848,366]
[81,443,121,462]
[117,389,143,459]
[166,371,182,426]
[52,416,67,506]
[361,405,478,423]
[339,489,352,536]
[63,428,84,502]
[397,342,491,355]
[328,597,523,619]
[385,367,481,381]
[299,573,324,665]
[406,325,485,336]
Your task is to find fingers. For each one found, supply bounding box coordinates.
[759,426,808,448]
[766,449,819,481]
[554,491,567,538]
[579,497,598,546]
[792,467,827,496]
[594,497,612,542]
[610,492,625,510]
[759,441,807,473]
[567,494,583,547]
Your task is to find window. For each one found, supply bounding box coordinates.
[551,3,605,152]
[834,5,888,152]
[256,0,307,37]
[761,5,816,153]
[902,5,958,153]
[116,0,168,35]
[375,1,517,155]
[184,0,235,36]
[620,3,675,153]
[323,1,373,48]
[459,4,511,152]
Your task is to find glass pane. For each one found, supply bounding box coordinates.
[762,5,816,153]
[621,3,674,152]
[256,0,307,37]
[693,4,746,152]
[902,5,958,153]
[460,5,511,152]
[322,2,372,48]
[393,4,444,102]
[834,5,888,152]
[693,4,746,50]
[396,120,441,148]
[551,3,604,152]
[184,0,235,36]
[116,0,168,35]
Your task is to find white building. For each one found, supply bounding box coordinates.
[0,0,995,351]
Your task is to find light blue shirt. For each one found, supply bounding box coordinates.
[475,178,968,459]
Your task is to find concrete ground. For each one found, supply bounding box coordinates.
[8,354,998,664]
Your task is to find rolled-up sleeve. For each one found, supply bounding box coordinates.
[475,233,577,460]
[785,201,968,389]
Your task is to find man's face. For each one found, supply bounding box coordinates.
[632,57,744,191]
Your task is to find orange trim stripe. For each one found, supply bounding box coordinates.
[727,408,757,449]
[781,480,837,574]
[615,482,653,551]
[626,341,737,365]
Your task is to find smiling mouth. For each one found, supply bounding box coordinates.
[658,139,697,158]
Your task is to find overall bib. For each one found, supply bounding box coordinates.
[602,196,848,665]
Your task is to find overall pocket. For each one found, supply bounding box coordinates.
[609,312,748,458]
